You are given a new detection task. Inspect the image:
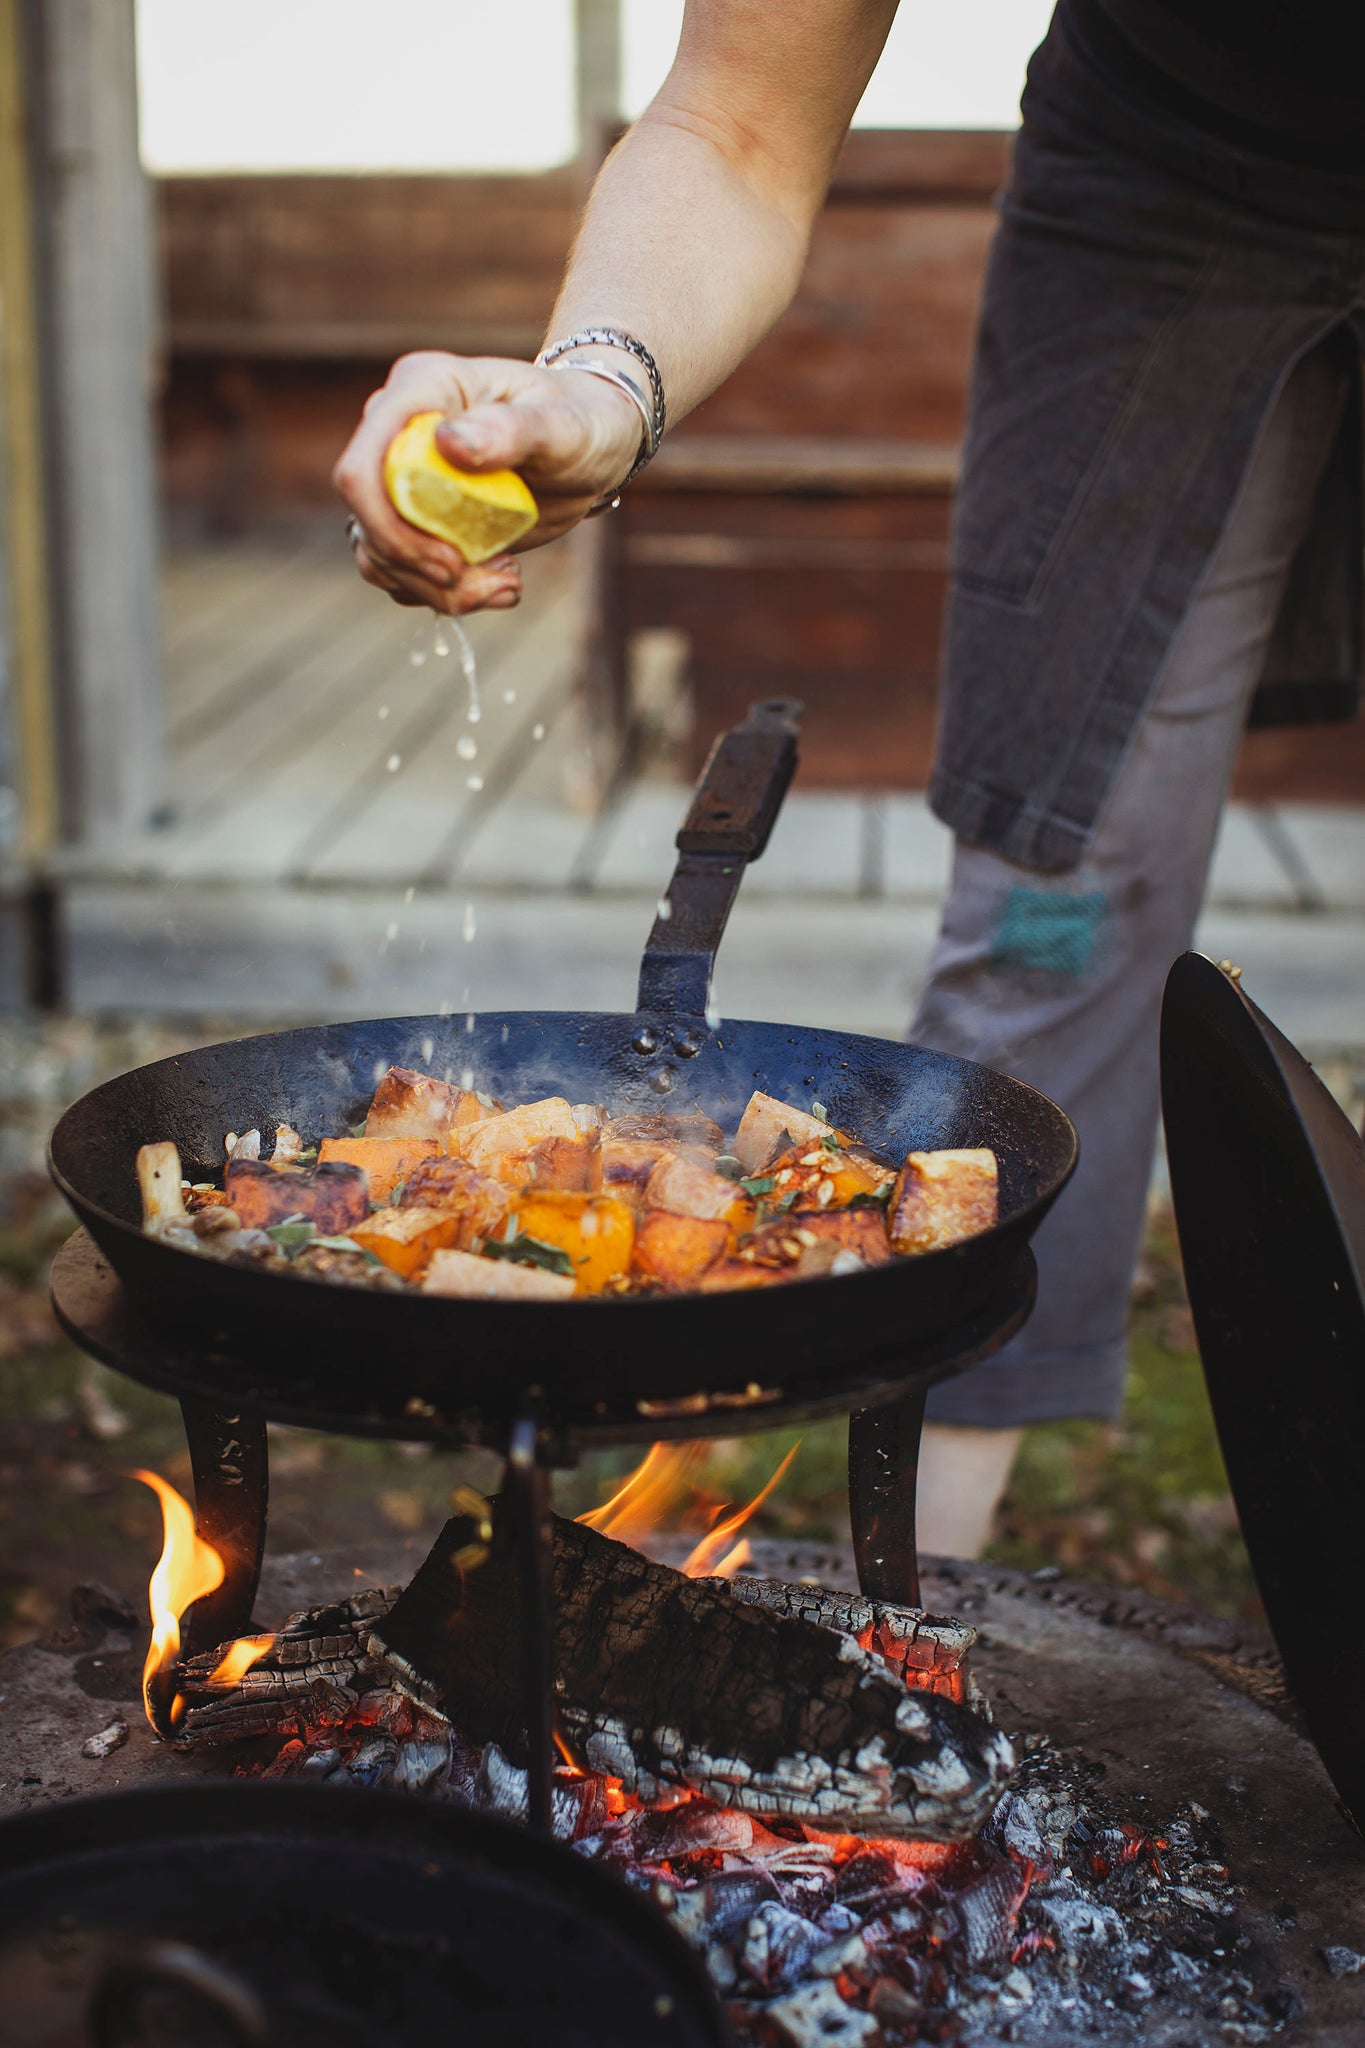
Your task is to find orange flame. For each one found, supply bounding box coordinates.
[206,1633,276,1687]
[132,1468,225,1730]
[681,1446,799,1578]
[578,1440,797,1579]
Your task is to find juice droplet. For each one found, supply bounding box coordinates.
[378,705,390,721]
[466,774,484,791]
[456,736,478,761]
[384,921,398,941]
[465,1012,476,1034]
[461,1066,475,1090]
[656,896,673,922]
[410,650,427,668]
[532,723,545,742]
[404,886,415,904]
[462,902,477,943]
[433,630,450,658]
[387,754,402,773]
[502,688,517,704]
[451,617,481,725]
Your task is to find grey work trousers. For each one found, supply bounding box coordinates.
[914,343,1350,1428]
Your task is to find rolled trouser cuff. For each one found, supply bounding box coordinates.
[924,1335,1128,1428]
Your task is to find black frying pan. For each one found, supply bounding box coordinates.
[49,702,1077,1436]
[0,1781,731,2045]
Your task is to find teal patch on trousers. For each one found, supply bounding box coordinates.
[991,886,1108,977]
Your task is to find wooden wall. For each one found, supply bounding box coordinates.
[153,139,1365,800]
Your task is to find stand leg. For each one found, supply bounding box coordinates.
[848,1387,925,1608]
[503,1404,554,1837]
[179,1399,269,1658]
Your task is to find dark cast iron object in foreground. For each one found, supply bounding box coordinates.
[1161,951,1365,1837]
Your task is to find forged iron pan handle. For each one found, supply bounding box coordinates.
[637,698,803,1017]
[90,1940,271,2046]
[675,696,802,858]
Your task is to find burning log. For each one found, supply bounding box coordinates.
[367,1512,1013,1840]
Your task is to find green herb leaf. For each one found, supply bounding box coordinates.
[294,1146,318,1163]
[774,1190,800,1214]
[481,1232,575,1278]
[822,1132,840,1151]
[348,1120,367,1139]
[389,1178,407,1208]
[475,1090,498,1110]
[714,1154,743,1181]
[741,1174,777,1198]
[849,1183,894,1209]
[812,1101,829,1124]
[266,1219,318,1252]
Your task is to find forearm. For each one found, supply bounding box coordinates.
[545,106,815,428]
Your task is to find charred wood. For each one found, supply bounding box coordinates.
[368,1512,1012,1839]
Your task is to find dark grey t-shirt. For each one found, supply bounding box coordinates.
[1069,0,1365,170]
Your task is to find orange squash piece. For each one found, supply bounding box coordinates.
[317,1136,440,1202]
[762,1139,895,1213]
[350,1205,464,1280]
[510,1190,635,1295]
[630,1210,729,1291]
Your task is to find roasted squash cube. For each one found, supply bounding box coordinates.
[509,1191,634,1295]
[422,1248,576,1302]
[225,1159,369,1234]
[888,1149,999,1254]
[316,1135,440,1202]
[630,1211,729,1290]
[398,1155,510,1245]
[762,1139,895,1213]
[365,1066,491,1141]
[349,1205,464,1280]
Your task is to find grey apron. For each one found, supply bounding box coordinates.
[930,0,1365,875]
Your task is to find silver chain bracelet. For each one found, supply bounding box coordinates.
[536,327,666,513]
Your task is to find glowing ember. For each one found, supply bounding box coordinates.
[132,1468,225,1730]
[577,1440,798,1580]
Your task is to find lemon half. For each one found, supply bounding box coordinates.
[383,412,537,563]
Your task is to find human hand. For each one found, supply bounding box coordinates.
[332,350,643,614]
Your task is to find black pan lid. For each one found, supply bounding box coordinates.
[1160,952,1365,1833]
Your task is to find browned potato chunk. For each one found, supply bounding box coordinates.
[526,1131,602,1193]
[422,1248,576,1301]
[366,1066,492,1141]
[604,1111,725,1151]
[644,1152,755,1232]
[398,1156,510,1246]
[888,1149,998,1254]
[225,1160,368,1234]
[732,1092,849,1176]
[450,1098,579,1183]
[630,1211,730,1290]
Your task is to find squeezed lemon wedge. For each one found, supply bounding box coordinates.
[383,411,538,563]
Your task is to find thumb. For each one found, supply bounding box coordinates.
[437,399,559,475]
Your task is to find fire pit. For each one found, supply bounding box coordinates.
[6,1539,1364,2044]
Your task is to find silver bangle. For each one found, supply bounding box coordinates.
[537,327,666,513]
